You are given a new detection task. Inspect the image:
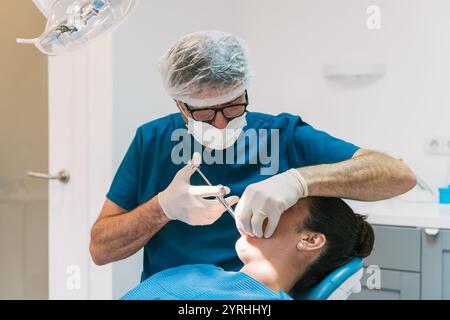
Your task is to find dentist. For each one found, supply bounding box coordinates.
[90,31,416,282]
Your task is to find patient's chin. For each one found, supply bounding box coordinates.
[235,236,246,252]
[235,236,252,259]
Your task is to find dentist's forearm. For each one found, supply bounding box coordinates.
[90,196,169,265]
[297,150,417,201]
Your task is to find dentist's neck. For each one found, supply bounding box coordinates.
[240,259,305,295]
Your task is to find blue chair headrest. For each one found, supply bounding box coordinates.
[296,258,364,300]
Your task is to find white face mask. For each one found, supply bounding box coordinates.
[186,114,247,150]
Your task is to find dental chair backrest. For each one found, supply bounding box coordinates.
[296,258,364,300]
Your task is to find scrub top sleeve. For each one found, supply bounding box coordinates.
[289,118,360,168]
[106,129,142,211]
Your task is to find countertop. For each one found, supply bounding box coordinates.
[346,195,450,230]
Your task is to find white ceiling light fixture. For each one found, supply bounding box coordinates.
[17,0,141,55]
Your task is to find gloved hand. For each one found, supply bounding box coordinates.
[235,169,309,238]
[158,153,239,226]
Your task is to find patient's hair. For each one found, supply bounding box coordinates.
[291,197,374,295]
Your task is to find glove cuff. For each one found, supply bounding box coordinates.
[157,192,175,221]
[286,169,309,198]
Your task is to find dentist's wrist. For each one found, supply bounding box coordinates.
[151,193,171,224]
[287,168,309,199]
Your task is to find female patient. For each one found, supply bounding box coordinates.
[121,197,375,300]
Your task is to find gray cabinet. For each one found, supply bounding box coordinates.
[353,269,420,300]
[365,226,421,272]
[350,225,450,300]
[422,229,450,300]
[350,225,422,300]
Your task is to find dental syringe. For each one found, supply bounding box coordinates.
[188,161,236,219]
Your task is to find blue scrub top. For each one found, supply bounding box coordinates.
[106,112,359,281]
[121,264,293,300]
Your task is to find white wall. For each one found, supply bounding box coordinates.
[111,0,450,298]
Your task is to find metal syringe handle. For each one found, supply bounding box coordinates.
[188,161,236,219]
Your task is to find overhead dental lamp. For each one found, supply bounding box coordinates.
[17,0,140,55]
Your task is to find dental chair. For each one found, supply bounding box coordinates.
[297,258,364,300]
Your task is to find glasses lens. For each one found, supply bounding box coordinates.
[223,105,246,119]
[192,109,216,122]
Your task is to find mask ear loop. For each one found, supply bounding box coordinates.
[177,101,192,127]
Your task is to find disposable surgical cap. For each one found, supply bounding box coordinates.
[159,30,254,108]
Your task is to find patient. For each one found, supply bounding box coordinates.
[121,197,375,300]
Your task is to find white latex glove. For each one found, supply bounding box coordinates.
[158,153,239,226]
[235,169,309,238]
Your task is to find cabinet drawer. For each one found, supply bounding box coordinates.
[365,225,421,272]
[351,268,421,300]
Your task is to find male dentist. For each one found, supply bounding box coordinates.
[90,31,416,282]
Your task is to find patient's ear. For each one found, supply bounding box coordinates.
[296,232,326,252]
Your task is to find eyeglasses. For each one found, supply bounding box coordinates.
[183,90,249,122]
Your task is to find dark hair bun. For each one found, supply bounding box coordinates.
[354,214,375,258]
